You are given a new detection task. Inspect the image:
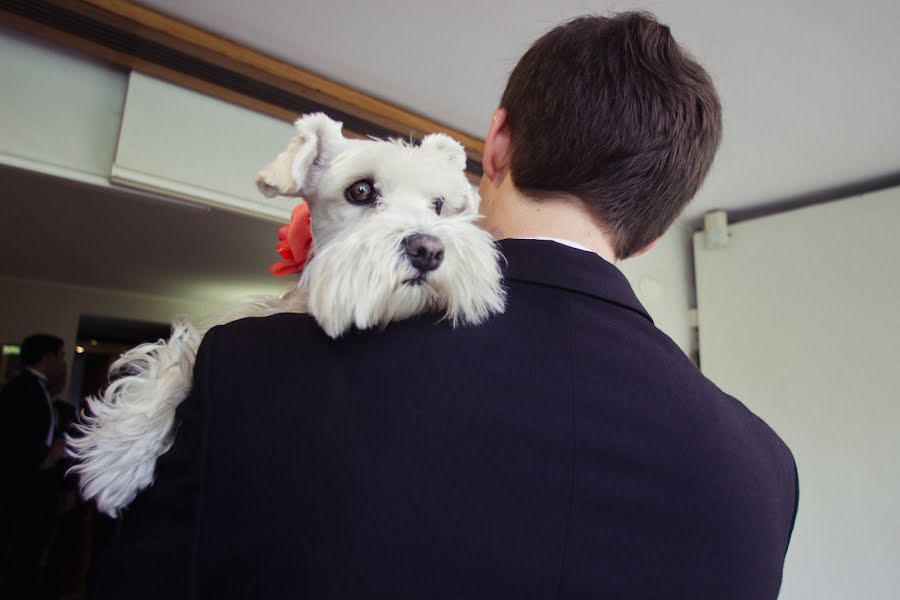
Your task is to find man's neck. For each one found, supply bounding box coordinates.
[478,174,617,263]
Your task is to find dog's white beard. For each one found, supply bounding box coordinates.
[304,212,504,338]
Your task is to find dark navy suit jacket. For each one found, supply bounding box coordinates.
[94,239,798,599]
[2,370,53,484]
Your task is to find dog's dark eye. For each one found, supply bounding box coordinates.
[345,180,377,205]
[433,197,444,215]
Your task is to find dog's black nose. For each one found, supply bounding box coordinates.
[402,234,444,272]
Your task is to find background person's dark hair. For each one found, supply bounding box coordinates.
[500,12,722,259]
[21,333,64,367]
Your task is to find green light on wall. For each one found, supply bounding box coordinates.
[2,344,21,356]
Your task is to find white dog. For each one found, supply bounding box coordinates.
[68,113,506,516]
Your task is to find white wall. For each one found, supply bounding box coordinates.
[0,27,294,223]
[619,223,695,357]
[0,26,127,185]
[112,73,293,221]
[693,186,900,599]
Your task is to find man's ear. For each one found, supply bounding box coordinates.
[255,113,345,198]
[483,107,512,186]
[420,133,468,171]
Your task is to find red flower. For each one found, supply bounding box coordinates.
[269,202,313,276]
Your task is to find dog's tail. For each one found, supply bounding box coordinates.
[67,321,202,517]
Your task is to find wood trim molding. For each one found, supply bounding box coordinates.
[0,0,485,178]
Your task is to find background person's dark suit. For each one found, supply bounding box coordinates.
[1,369,59,597]
[92,239,798,599]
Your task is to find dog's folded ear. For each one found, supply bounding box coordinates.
[256,113,345,198]
[420,133,468,171]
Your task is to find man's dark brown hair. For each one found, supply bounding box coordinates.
[501,12,722,259]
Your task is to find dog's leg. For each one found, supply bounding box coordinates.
[68,286,309,516]
[67,322,202,516]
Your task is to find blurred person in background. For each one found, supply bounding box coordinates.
[1,333,68,599]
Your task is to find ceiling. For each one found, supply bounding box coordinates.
[0,165,287,305]
[139,0,900,220]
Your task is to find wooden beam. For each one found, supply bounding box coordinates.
[0,0,485,177]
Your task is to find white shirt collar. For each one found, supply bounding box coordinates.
[26,367,48,384]
[26,367,56,446]
[519,237,609,262]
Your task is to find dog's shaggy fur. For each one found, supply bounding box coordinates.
[68,114,506,516]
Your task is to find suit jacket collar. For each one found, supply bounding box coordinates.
[497,238,653,323]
